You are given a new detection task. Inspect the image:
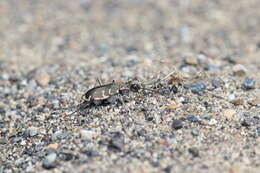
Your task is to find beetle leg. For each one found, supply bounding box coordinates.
[96,78,103,86]
[107,95,118,105]
[93,99,103,105]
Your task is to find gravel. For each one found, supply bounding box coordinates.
[242,77,255,90]
[1,0,260,173]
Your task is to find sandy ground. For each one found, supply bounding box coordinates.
[0,0,260,173]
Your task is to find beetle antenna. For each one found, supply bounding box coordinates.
[142,70,176,85]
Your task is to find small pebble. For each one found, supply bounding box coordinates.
[188,147,199,157]
[27,79,37,90]
[126,55,139,66]
[52,130,68,141]
[26,127,39,137]
[232,64,247,76]
[35,73,50,87]
[59,151,74,161]
[248,98,260,106]
[80,129,96,140]
[0,73,9,80]
[172,119,183,130]
[187,115,199,123]
[223,109,236,120]
[42,153,57,169]
[204,64,219,71]
[223,56,237,64]
[46,143,59,149]
[201,114,211,120]
[82,150,99,157]
[211,79,222,88]
[231,99,244,106]
[242,77,255,90]
[108,132,125,152]
[0,107,6,115]
[256,127,260,136]
[208,119,217,125]
[169,85,178,94]
[184,82,206,94]
[191,129,199,136]
[184,55,199,66]
[126,46,138,53]
[15,158,24,166]
[97,43,109,53]
[0,137,7,144]
[166,103,181,110]
[163,165,172,173]
[25,164,34,172]
[241,119,251,127]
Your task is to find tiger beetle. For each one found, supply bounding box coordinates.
[81,80,143,106]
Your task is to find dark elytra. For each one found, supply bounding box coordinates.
[81,79,147,106]
[82,81,120,104]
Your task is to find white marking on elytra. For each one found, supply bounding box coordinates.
[83,95,91,102]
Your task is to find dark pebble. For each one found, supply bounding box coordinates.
[187,115,199,123]
[170,85,178,94]
[126,46,138,53]
[145,116,154,121]
[163,165,173,173]
[256,127,260,136]
[16,104,22,109]
[242,77,255,90]
[223,56,237,64]
[26,96,38,108]
[211,79,222,88]
[0,120,5,128]
[108,132,125,152]
[23,147,37,156]
[59,152,74,161]
[136,129,146,136]
[172,119,183,130]
[204,101,211,108]
[181,97,190,104]
[188,147,199,157]
[151,161,160,167]
[0,107,6,115]
[82,150,99,157]
[184,82,206,94]
[241,119,251,127]
[191,129,199,136]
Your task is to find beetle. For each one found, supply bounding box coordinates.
[81,80,142,106]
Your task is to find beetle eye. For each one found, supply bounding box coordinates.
[81,94,90,102]
[130,84,141,92]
